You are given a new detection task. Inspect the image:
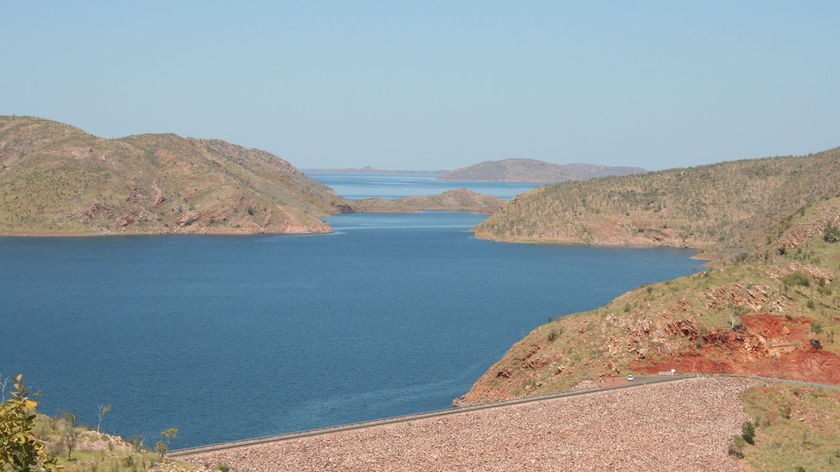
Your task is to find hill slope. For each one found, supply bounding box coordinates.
[458,195,840,405]
[473,148,840,260]
[0,116,353,235]
[439,158,645,182]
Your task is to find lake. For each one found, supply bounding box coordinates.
[0,194,704,449]
[306,173,540,199]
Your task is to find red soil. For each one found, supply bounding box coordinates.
[636,313,840,385]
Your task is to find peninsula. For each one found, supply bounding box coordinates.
[439,158,646,182]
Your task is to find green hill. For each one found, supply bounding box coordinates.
[0,116,353,235]
[473,147,840,261]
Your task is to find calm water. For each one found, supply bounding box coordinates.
[307,173,540,199]
[0,212,703,448]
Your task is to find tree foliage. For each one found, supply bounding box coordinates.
[0,375,59,471]
[59,413,78,461]
[155,428,178,459]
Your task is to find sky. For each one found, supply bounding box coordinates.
[3,1,839,171]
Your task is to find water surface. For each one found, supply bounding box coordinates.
[0,213,702,448]
[307,173,540,200]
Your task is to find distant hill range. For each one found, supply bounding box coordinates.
[304,166,444,175]
[438,158,646,182]
[0,116,355,235]
[473,147,840,260]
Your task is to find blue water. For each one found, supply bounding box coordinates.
[0,212,703,448]
[307,173,540,200]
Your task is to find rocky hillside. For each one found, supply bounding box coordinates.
[439,158,645,182]
[350,189,503,214]
[0,116,354,235]
[473,147,840,261]
[457,196,840,405]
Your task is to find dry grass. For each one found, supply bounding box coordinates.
[738,383,840,472]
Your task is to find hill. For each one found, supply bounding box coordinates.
[473,147,840,261]
[350,189,503,214]
[0,116,353,235]
[458,193,840,404]
[438,158,646,182]
[304,166,444,175]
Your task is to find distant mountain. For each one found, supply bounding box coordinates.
[0,116,354,236]
[438,158,646,182]
[304,166,445,175]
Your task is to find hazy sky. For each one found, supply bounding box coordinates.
[3,1,839,170]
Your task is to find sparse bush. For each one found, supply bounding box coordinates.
[810,339,823,350]
[741,420,756,445]
[779,403,792,419]
[823,223,840,243]
[728,435,746,458]
[782,271,811,288]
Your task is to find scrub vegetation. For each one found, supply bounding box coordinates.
[735,383,840,472]
[0,375,215,472]
[474,146,840,262]
[461,160,840,469]
[0,116,351,236]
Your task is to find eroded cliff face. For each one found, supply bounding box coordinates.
[0,116,350,236]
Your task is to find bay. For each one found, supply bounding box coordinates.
[0,212,703,449]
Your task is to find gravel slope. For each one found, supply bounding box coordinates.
[181,377,751,472]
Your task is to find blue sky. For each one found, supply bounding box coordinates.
[3,1,838,170]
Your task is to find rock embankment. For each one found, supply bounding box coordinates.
[181,377,750,472]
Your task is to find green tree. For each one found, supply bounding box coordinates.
[95,404,111,433]
[0,374,59,471]
[155,428,177,459]
[60,412,79,461]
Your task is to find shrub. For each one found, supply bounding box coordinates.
[728,435,746,458]
[741,420,756,445]
[782,271,811,288]
[0,375,59,471]
[823,223,840,243]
